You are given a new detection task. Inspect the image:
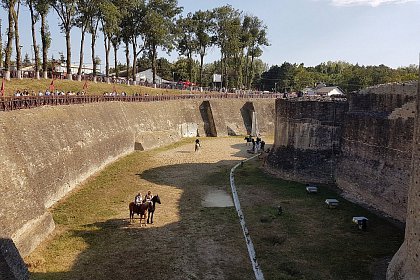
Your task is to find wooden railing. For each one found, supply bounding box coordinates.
[0,93,281,112]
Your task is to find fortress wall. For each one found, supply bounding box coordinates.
[387,84,420,279]
[267,83,416,222]
[0,98,276,262]
[267,98,348,183]
[336,84,416,222]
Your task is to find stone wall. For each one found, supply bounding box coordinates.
[267,97,348,183]
[336,84,416,222]
[267,83,416,222]
[387,84,420,279]
[0,98,275,266]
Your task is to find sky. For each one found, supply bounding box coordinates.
[1,0,420,70]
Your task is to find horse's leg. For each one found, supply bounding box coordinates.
[150,211,154,224]
[147,211,150,224]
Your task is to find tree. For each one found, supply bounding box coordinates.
[100,0,121,82]
[1,0,17,80]
[34,0,50,79]
[213,5,241,89]
[26,0,41,79]
[246,15,269,89]
[143,0,182,84]
[0,19,3,69]
[75,0,91,80]
[192,10,215,85]
[176,13,196,82]
[12,0,22,79]
[23,53,31,66]
[51,0,77,79]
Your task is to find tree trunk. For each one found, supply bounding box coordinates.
[104,35,110,83]
[91,20,99,83]
[113,42,119,78]
[29,1,40,79]
[65,29,72,80]
[244,49,250,89]
[91,32,97,83]
[152,44,157,85]
[125,41,130,81]
[40,13,48,79]
[77,27,86,81]
[131,40,137,83]
[188,52,193,82]
[0,19,3,69]
[5,5,14,81]
[199,50,205,86]
[13,1,22,79]
[249,54,255,89]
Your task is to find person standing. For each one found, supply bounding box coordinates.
[195,139,200,152]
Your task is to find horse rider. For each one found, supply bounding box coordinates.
[134,192,143,206]
[144,190,153,204]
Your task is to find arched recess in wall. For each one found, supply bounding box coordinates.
[241,102,256,136]
[199,101,217,137]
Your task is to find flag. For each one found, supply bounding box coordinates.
[0,79,4,96]
[49,79,55,92]
[83,80,88,91]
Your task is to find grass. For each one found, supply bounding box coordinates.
[1,78,187,96]
[235,160,404,280]
[24,138,404,280]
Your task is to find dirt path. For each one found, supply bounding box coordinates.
[27,137,262,280]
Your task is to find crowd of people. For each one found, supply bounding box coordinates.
[245,135,266,154]
[13,89,87,97]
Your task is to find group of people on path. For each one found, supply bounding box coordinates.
[245,135,266,154]
[134,190,153,206]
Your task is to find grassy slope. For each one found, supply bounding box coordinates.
[1,78,185,96]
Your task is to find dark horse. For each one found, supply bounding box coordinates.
[129,195,161,226]
[146,194,161,224]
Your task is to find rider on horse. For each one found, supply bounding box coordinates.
[143,190,153,204]
[134,192,143,206]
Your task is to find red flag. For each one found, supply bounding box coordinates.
[0,79,4,96]
[49,79,55,92]
[83,80,88,91]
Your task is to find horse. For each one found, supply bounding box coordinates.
[129,201,149,226]
[147,194,161,224]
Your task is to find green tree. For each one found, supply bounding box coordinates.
[34,0,50,78]
[213,5,241,89]
[51,0,77,79]
[176,13,197,82]
[26,0,41,79]
[246,15,269,89]
[143,0,182,84]
[1,0,17,80]
[100,0,121,81]
[192,10,215,85]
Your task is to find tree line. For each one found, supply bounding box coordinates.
[259,61,418,93]
[0,0,269,89]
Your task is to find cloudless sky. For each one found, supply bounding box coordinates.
[1,0,420,70]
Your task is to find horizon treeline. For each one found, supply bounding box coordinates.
[258,61,418,93]
[0,0,269,89]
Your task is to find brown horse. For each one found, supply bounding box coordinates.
[129,202,149,226]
